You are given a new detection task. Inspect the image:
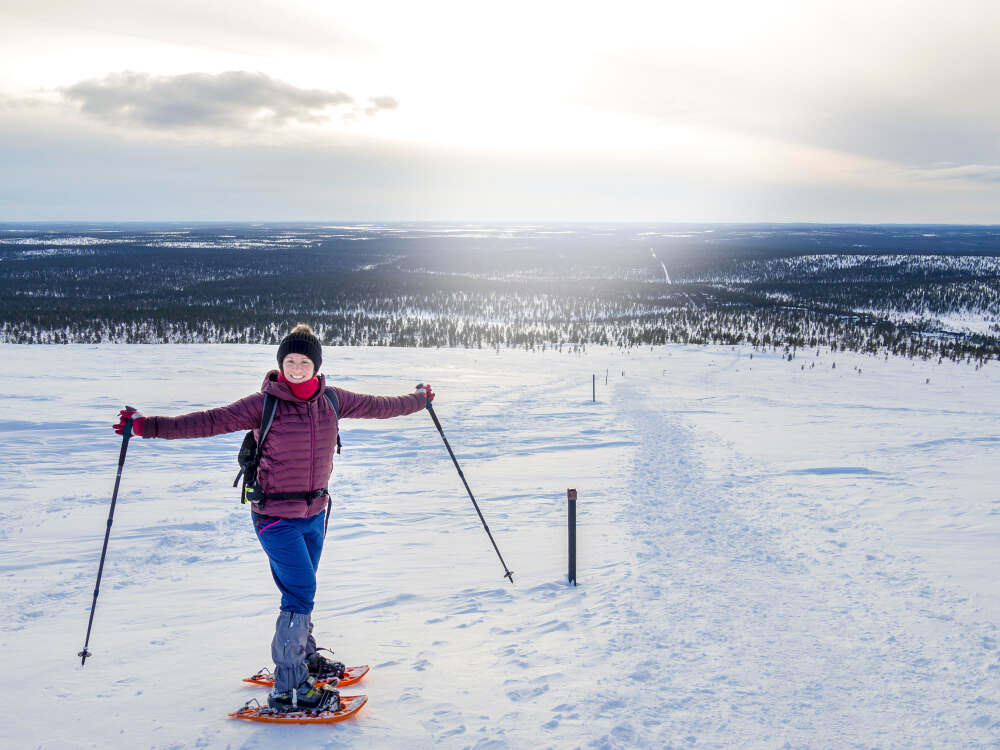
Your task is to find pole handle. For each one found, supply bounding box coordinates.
[415,384,429,409]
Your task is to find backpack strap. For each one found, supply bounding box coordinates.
[322,387,340,418]
[257,393,279,458]
[323,387,342,454]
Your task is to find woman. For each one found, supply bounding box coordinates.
[113,323,432,712]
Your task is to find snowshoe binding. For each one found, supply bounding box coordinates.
[267,677,341,713]
[307,648,347,681]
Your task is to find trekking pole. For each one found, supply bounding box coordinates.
[79,407,135,666]
[418,385,514,584]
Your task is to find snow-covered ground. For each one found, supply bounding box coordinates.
[1,344,998,749]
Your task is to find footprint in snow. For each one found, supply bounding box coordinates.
[506,684,548,702]
[537,619,570,633]
[628,668,655,682]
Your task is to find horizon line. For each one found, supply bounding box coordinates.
[2,220,999,227]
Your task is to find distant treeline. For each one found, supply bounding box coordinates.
[1,225,998,365]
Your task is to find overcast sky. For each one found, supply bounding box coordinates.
[1,0,998,222]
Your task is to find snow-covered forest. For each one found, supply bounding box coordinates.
[2,223,998,364]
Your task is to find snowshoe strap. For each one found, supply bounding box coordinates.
[319,685,342,712]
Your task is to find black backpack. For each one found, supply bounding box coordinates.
[234,388,341,504]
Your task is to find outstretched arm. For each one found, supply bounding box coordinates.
[334,385,430,419]
[129,393,265,439]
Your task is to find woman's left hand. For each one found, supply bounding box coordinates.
[113,408,145,436]
[416,383,435,403]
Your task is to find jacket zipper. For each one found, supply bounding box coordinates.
[307,400,315,491]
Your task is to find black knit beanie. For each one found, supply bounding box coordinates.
[277,328,322,373]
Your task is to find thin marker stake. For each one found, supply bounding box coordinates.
[567,489,577,586]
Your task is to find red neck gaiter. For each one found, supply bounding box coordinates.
[278,372,320,400]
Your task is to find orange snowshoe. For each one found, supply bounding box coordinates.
[229,694,367,725]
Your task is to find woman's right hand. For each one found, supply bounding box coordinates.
[113,408,145,436]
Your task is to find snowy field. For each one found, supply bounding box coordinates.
[1,344,999,749]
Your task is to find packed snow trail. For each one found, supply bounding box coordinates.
[599,379,996,746]
[596,353,1000,747]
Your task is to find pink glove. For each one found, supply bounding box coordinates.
[113,409,145,436]
[416,383,435,403]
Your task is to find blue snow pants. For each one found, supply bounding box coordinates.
[252,509,326,615]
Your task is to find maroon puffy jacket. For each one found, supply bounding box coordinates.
[141,370,426,518]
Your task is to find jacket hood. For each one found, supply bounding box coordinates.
[261,369,326,402]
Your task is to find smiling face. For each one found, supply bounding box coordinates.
[281,353,316,383]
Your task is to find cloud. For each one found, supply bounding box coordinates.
[62,71,355,129]
[365,95,399,116]
[5,103,998,223]
[579,1,1000,171]
[904,164,1000,184]
[585,51,1000,170]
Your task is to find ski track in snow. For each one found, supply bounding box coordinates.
[1,344,999,749]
